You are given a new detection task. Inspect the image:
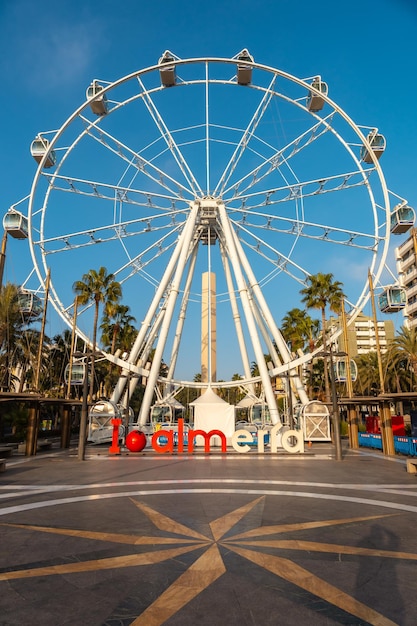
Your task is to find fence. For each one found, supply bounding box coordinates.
[358,433,417,456]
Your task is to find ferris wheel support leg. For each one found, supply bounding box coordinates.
[138,205,199,426]
[110,206,195,406]
[220,246,254,389]
[248,293,300,409]
[231,227,309,406]
[249,291,281,366]
[166,246,198,381]
[218,203,281,425]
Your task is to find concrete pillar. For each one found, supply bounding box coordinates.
[201,272,216,383]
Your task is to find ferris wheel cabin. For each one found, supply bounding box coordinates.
[150,400,185,427]
[17,289,43,320]
[390,203,415,234]
[333,358,357,383]
[378,286,407,313]
[30,136,56,168]
[87,400,123,444]
[64,362,86,386]
[3,209,28,239]
[236,50,254,85]
[159,51,176,87]
[360,130,386,163]
[86,81,108,116]
[306,77,328,112]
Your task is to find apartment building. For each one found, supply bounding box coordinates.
[396,229,417,329]
[329,313,395,356]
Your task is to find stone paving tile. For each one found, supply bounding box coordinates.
[0,443,416,625]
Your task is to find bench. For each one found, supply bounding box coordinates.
[37,441,53,451]
[0,447,13,458]
[406,459,417,474]
[0,459,6,472]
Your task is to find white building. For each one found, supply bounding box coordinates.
[396,229,417,329]
[329,313,395,356]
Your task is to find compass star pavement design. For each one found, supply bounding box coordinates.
[1,494,416,625]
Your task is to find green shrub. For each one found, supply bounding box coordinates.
[340,420,349,437]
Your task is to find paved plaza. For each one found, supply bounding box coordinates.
[1,442,417,625]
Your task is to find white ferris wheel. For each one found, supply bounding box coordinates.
[24,51,399,425]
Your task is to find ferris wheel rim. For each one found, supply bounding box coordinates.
[26,53,391,386]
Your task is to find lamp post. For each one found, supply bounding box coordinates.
[76,351,89,461]
[321,346,346,461]
[279,368,296,430]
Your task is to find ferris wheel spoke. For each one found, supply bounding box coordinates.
[214,74,277,196]
[99,228,182,287]
[229,169,372,207]
[37,214,183,255]
[232,222,369,315]
[223,112,335,197]
[219,219,309,285]
[80,117,194,198]
[234,209,380,250]
[136,76,203,197]
[41,172,189,211]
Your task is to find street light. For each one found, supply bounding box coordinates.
[320,347,347,461]
[74,351,90,461]
[278,369,297,430]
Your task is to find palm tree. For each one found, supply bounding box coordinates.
[100,304,136,396]
[101,304,136,356]
[0,283,29,390]
[300,273,345,401]
[41,331,72,397]
[13,328,42,392]
[73,267,122,400]
[281,308,321,397]
[353,352,380,396]
[387,326,417,388]
[0,283,22,349]
[0,283,59,393]
[281,307,320,354]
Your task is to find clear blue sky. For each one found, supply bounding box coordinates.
[1,0,416,380]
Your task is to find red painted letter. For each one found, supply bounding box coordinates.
[152,429,174,453]
[188,429,227,453]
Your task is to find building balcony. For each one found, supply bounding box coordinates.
[406,300,417,315]
[398,255,416,272]
[397,237,415,257]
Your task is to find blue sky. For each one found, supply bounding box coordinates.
[1,0,416,380]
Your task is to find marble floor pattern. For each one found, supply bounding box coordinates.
[1,443,417,625]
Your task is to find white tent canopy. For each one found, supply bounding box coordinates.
[190,388,235,446]
[236,394,258,408]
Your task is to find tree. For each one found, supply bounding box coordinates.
[73,267,122,400]
[300,273,345,401]
[41,331,73,397]
[101,304,136,356]
[0,283,24,389]
[100,304,136,396]
[281,308,321,397]
[387,325,417,386]
[353,351,381,396]
[281,307,320,353]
